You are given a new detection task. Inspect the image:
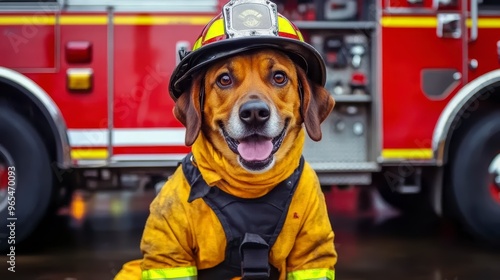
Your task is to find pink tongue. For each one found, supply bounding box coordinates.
[237,139,273,161]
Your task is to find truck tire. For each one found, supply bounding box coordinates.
[0,105,53,251]
[445,110,500,245]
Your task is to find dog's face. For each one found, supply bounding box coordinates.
[174,49,334,172]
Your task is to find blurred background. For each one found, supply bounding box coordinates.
[1,0,500,279]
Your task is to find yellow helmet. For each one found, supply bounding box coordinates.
[169,0,326,100]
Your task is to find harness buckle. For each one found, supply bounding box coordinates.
[240,233,270,280]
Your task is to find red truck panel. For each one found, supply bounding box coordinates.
[381,15,463,150]
[112,15,211,129]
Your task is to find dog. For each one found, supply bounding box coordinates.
[115,49,337,280]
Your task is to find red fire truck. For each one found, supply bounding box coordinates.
[0,0,499,249]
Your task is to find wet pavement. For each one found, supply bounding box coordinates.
[1,187,500,280]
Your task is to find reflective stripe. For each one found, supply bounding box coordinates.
[277,16,303,41]
[193,37,203,50]
[289,21,304,41]
[466,18,500,28]
[287,268,335,280]
[204,18,224,41]
[142,266,197,280]
[380,16,437,28]
[71,148,108,160]
[68,129,108,147]
[0,15,56,25]
[297,29,304,41]
[68,128,187,147]
[112,128,186,146]
[60,15,108,25]
[382,149,433,160]
[380,16,500,29]
[278,16,298,35]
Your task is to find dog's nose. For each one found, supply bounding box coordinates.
[239,100,270,126]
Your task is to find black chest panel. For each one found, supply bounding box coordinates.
[182,154,304,280]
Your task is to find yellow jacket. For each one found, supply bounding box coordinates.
[115,131,337,280]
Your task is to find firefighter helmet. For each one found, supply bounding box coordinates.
[169,0,326,100]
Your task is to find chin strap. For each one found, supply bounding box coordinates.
[298,80,305,121]
[199,78,205,119]
[179,49,191,61]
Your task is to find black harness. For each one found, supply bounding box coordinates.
[182,154,304,280]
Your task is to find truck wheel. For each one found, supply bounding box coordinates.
[0,105,53,251]
[446,110,500,244]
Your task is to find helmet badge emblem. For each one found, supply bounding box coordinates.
[238,9,263,28]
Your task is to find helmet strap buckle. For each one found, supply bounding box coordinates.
[178,49,191,61]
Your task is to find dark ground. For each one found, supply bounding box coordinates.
[1,186,499,280]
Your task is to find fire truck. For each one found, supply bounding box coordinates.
[0,0,499,249]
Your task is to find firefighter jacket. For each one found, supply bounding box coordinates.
[114,130,337,280]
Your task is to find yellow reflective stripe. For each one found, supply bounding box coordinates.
[278,16,298,35]
[114,15,212,25]
[381,16,437,28]
[0,15,56,25]
[204,18,224,41]
[193,37,203,51]
[466,18,500,28]
[382,16,500,29]
[0,15,108,25]
[71,148,108,160]
[287,268,335,280]
[60,15,108,25]
[382,149,433,160]
[142,266,197,280]
[296,29,304,41]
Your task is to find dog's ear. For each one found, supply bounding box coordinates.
[173,74,203,146]
[297,67,335,141]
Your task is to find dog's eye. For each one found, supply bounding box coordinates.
[217,74,232,88]
[273,71,288,86]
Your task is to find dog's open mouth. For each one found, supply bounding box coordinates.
[220,121,288,171]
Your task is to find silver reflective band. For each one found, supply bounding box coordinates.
[223,0,279,38]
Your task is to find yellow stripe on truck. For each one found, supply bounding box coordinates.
[466,18,500,28]
[71,148,108,160]
[382,16,500,29]
[382,149,433,160]
[0,15,56,25]
[60,15,108,25]
[380,16,437,28]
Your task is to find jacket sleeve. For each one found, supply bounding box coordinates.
[140,174,198,280]
[285,167,337,280]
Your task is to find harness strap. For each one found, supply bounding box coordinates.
[182,154,305,280]
[240,233,270,280]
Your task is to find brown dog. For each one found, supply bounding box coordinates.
[115,49,337,280]
[174,49,334,172]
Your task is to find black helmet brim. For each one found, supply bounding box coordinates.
[169,36,326,101]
